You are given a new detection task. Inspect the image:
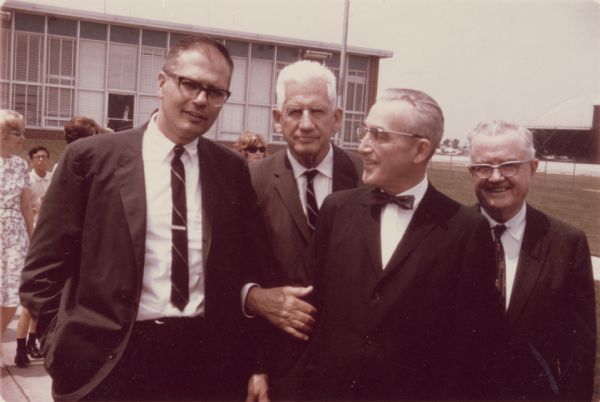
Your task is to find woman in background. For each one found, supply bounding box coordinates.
[233,130,268,162]
[0,110,34,367]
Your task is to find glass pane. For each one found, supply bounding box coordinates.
[14,33,42,83]
[142,29,167,48]
[1,29,10,80]
[80,22,107,41]
[110,25,139,45]
[78,40,106,89]
[0,82,9,109]
[140,47,165,94]
[220,103,244,133]
[107,93,134,132]
[15,13,44,33]
[251,43,274,61]
[277,46,298,63]
[229,58,247,103]
[13,84,40,126]
[77,90,104,125]
[138,95,160,126]
[248,59,272,105]
[226,40,248,58]
[48,18,77,37]
[348,55,368,71]
[108,44,137,90]
[169,33,187,48]
[247,106,269,135]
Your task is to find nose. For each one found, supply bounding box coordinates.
[488,167,504,181]
[357,134,372,154]
[191,89,209,105]
[299,110,315,130]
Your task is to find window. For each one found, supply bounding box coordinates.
[14,32,42,83]
[46,36,75,85]
[1,28,11,80]
[45,86,73,127]
[79,40,107,90]
[108,43,137,91]
[77,91,104,126]
[107,93,134,132]
[140,47,165,94]
[13,84,41,126]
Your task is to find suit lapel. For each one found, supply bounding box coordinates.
[381,185,439,278]
[506,206,549,325]
[359,189,384,277]
[197,138,217,265]
[331,144,360,192]
[273,152,312,242]
[116,129,147,278]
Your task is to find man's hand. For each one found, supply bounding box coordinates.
[246,286,316,341]
[246,374,269,402]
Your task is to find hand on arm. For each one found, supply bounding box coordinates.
[246,374,269,402]
[245,286,316,341]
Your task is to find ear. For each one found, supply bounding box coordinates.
[157,71,167,99]
[333,107,343,134]
[414,138,432,164]
[530,158,539,176]
[272,108,283,133]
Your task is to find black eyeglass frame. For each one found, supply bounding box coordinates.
[468,159,533,179]
[357,124,424,143]
[163,70,231,106]
[8,128,26,138]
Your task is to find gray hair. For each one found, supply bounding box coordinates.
[275,60,337,109]
[467,120,536,160]
[378,88,444,156]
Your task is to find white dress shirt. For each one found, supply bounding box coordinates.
[287,144,334,213]
[380,176,429,269]
[29,169,52,225]
[481,203,527,310]
[137,116,204,320]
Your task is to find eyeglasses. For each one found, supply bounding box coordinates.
[245,146,266,154]
[357,125,423,144]
[8,129,26,138]
[163,70,231,107]
[32,154,48,160]
[468,160,532,179]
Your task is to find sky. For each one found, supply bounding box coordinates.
[5,0,600,142]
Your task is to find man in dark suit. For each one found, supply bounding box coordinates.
[20,36,269,401]
[242,60,362,396]
[294,88,502,401]
[467,120,596,401]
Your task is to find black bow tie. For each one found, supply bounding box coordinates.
[369,189,415,210]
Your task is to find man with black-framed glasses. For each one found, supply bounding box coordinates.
[293,88,502,400]
[467,120,596,401]
[20,35,272,401]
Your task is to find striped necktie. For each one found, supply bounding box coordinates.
[493,224,507,309]
[171,145,189,311]
[304,169,319,233]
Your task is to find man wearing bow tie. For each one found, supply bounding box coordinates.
[295,88,503,401]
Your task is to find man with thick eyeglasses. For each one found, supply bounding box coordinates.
[21,36,272,401]
[293,88,502,401]
[467,120,596,401]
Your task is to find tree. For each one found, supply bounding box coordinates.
[451,138,460,149]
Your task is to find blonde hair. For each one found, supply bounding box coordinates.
[0,109,24,139]
[233,131,267,153]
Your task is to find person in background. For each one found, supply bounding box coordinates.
[12,145,52,367]
[243,60,363,399]
[467,120,596,401]
[233,130,268,162]
[0,110,34,367]
[63,116,108,144]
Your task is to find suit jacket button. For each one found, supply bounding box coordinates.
[108,352,115,360]
[365,335,373,345]
[372,292,382,302]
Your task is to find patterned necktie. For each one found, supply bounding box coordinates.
[304,169,319,233]
[369,188,415,210]
[493,224,507,308]
[171,145,189,311]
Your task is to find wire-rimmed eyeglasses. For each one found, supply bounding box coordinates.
[163,70,231,107]
[468,160,532,179]
[357,125,423,144]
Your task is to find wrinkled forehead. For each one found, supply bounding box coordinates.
[470,131,529,162]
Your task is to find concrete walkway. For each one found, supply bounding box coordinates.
[1,309,52,402]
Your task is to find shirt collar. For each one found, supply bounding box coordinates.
[481,203,527,242]
[394,175,429,210]
[30,169,49,180]
[144,114,199,161]
[287,143,334,180]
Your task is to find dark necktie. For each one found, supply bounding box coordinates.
[369,188,415,210]
[493,224,507,308]
[171,145,189,311]
[304,169,319,233]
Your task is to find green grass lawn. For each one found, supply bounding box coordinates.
[429,163,600,256]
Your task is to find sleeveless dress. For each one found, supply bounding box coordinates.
[0,154,30,306]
